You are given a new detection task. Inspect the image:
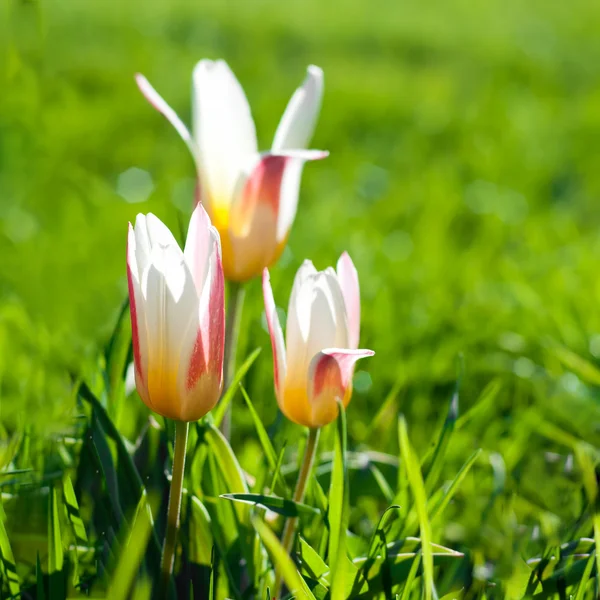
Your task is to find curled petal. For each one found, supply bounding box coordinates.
[272,65,324,151]
[336,252,361,350]
[274,149,328,242]
[262,269,287,401]
[135,73,198,159]
[230,150,328,245]
[307,348,374,427]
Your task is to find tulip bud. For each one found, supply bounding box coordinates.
[263,253,374,428]
[136,61,327,282]
[127,205,225,421]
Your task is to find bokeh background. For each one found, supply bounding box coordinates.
[3,0,600,584]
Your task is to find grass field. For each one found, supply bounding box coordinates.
[2,0,600,597]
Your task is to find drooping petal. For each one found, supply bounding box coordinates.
[229,150,327,245]
[272,65,324,151]
[192,60,257,209]
[135,73,198,159]
[184,203,214,294]
[274,150,328,242]
[336,252,361,349]
[262,269,287,401]
[307,348,375,427]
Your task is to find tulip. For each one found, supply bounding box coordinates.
[262,253,374,429]
[264,253,374,596]
[135,60,327,282]
[127,204,225,422]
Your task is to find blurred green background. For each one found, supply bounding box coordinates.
[3,0,600,583]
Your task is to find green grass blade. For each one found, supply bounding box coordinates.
[63,475,88,545]
[423,379,459,495]
[239,385,278,470]
[212,348,261,428]
[398,416,434,600]
[429,449,482,524]
[48,485,65,599]
[573,551,595,600]
[252,517,315,600]
[107,491,154,600]
[299,536,329,583]
[0,504,20,598]
[36,552,46,600]
[221,493,320,518]
[328,401,348,600]
[189,495,213,566]
[400,553,421,600]
[370,463,395,503]
[351,505,401,595]
[205,423,249,521]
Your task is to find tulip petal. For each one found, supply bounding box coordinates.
[127,224,149,403]
[230,151,328,243]
[192,60,258,208]
[182,229,224,420]
[135,73,198,159]
[184,203,215,294]
[142,241,200,420]
[272,65,324,151]
[284,260,317,381]
[262,269,287,400]
[307,348,375,427]
[285,265,349,395]
[336,252,361,350]
[274,150,328,242]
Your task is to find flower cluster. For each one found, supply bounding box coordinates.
[130,60,374,428]
[128,60,375,590]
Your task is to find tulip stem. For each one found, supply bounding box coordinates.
[274,427,321,598]
[221,280,246,440]
[158,420,189,599]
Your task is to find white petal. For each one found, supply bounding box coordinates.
[192,60,258,207]
[127,224,149,381]
[284,263,349,388]
[132,214,151,277]
[142,247,199,390]
[304,269,348,360]
[184,203,214,294]
[135,74,198,159]
[274,150,328,242]
[272,65,324,151]
[262,269,287,399]
[336,252,361,349]
[145,213,179,249]
[286,260,317,346]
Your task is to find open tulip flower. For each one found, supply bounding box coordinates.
[136,60,327,282]
[263,253,374,428]
[127,204,225,422]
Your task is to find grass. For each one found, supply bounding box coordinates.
[2,0,600,597]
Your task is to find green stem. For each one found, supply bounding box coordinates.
[220,280,246,440]
[274,427,321,598]
[158,420,189,599]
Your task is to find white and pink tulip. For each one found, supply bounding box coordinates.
[127,204,225,422]
[263,253,374,428]
[136,60,326,282]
